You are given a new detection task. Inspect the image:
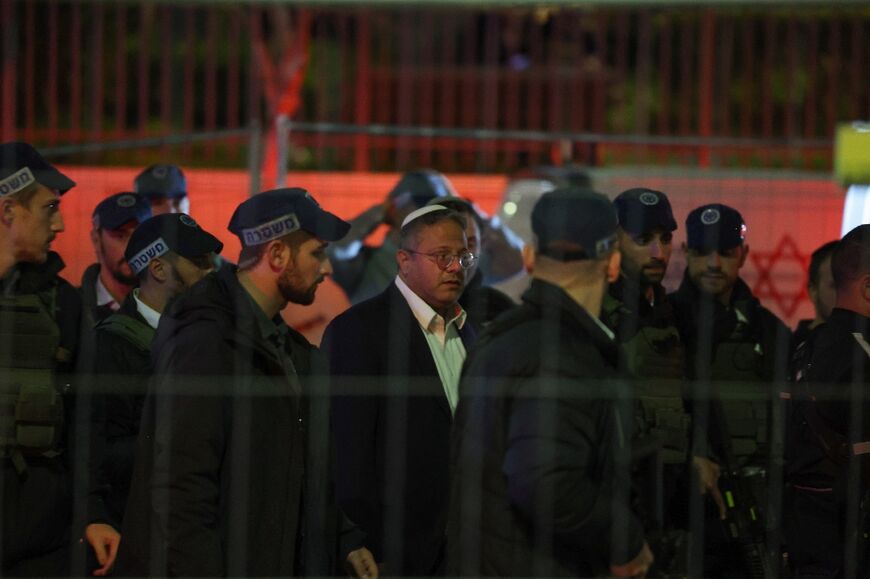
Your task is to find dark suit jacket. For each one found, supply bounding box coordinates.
[321,282,475,576]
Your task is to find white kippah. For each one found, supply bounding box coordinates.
[401,204,449,229]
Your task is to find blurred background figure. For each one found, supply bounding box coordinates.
[329,169,455,304]
[794,240,839,346]
[133,164,190,216]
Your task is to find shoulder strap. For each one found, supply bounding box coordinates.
[96,313,155,353]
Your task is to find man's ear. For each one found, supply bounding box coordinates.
[861,273,870,307]
[266,239,290,273]
[606,250,621,283]
[522,244,535,273]
[148,258,167,282]
[0,198,16,226]
[396,248,412,276]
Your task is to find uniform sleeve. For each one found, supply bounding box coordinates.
[503,377,645,567]
[148,321,230,577]
[321,317,384,560]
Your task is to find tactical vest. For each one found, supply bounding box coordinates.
[709,303,770,463]
[603,294,690,465]
[0,292,63,474]
[96,312,155,353]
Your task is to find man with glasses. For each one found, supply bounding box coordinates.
[322,204,477,576]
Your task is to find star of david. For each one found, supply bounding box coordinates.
[749,235,810,319]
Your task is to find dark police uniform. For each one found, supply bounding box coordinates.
[115,189,362,577]
[786,307,870,575]
[0,143,82,576]
[449,189,646,577]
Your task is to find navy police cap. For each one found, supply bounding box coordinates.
[92,192,153,231]
[388,170,456,209]
[228,188,350,246]
[125,213,223,276]
[613,188,677,237]
[531,187,618,261]
[0,141,76,196]
[685,203,746,252]
[134,164,187,199]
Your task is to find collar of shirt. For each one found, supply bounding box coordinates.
[395,276,466,339]
[95,274,121,311]
[132,288,161,330]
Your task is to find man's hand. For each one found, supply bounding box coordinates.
[610,542,654,578]
[84,523,121,576]
[693,455,727,519]
[345,547,379,578]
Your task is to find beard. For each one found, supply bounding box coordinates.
[109,260,138,286]
[278,267,321,306]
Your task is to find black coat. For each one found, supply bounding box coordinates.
[321,282,476,576]
[449,279,645,577]
[87,293,152,528]
[115,266,361,577]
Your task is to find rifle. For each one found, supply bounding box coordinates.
[711,398,777,579]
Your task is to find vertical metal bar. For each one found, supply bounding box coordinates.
[697,10,715,167]
[396,10,415,169]
[825,15,842,136]
[439,14,457,171]
[740,18,755,139]
[353,9,372,172]
[593,11,607,135]
[761,16,775,140]
[635,11,652,136]
[614,10,630,135]
[528,9,544,164]
[24,0,35,141]
[678,15,693,137]
[70,1,82,142]
[804,20,819,140]
[718,15,734,139]
[47,1,58,143]
[137,2,151,141]
[248,6,263,183]
[482,12,500,169]
[460,13,477,170]
[784,16,798,142]
[849,15,863,120]
[419,10,435,168]
[504,12,522,169]
[115,0,127,139]
[373,13,390,170]
[570,10,585,151]
[276,114,288,188]
[314,12,329,168]
[183,5,196,157]
[546,13,562,162]
[204,6,219,159]
[160,6,172,135]
[92,1,105,141]
[0,0,15,143]
[227,7,241,130]
[657,15,672,136]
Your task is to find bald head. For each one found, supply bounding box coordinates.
[832,224,870,316]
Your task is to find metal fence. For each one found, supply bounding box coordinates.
[1,2,867,172]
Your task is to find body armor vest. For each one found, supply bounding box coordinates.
[709,303,769,463]
[0,291,63,474]
[604,294,690,464]
[96,312,155,353]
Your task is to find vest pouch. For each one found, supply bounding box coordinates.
[636,379,690,464]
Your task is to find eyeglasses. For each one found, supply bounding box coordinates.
[402,248,477,271]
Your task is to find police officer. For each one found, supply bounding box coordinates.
[115,188,377,577]
[786,224,870,577]
[83,213,223,575]
[81,192,152,324]
[604,189,724,569]
[0,142,83,575]
[450,188,653,577]
[794,240,839,347]
[670,203,792,575]
[133,164,190,216]
[329,169,454,304]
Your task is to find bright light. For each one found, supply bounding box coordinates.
[503,201,518,216]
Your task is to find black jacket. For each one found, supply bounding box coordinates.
[449,279,645,577]
[80,263,117,328]
[459,270,516,330]
[115,266,362,577]
[669,273,792,383]
[321,282,476,576]
[87,293,152,528]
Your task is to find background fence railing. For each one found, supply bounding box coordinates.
[1,2,866,172]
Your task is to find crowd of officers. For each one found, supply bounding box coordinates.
[0,140,868,579]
